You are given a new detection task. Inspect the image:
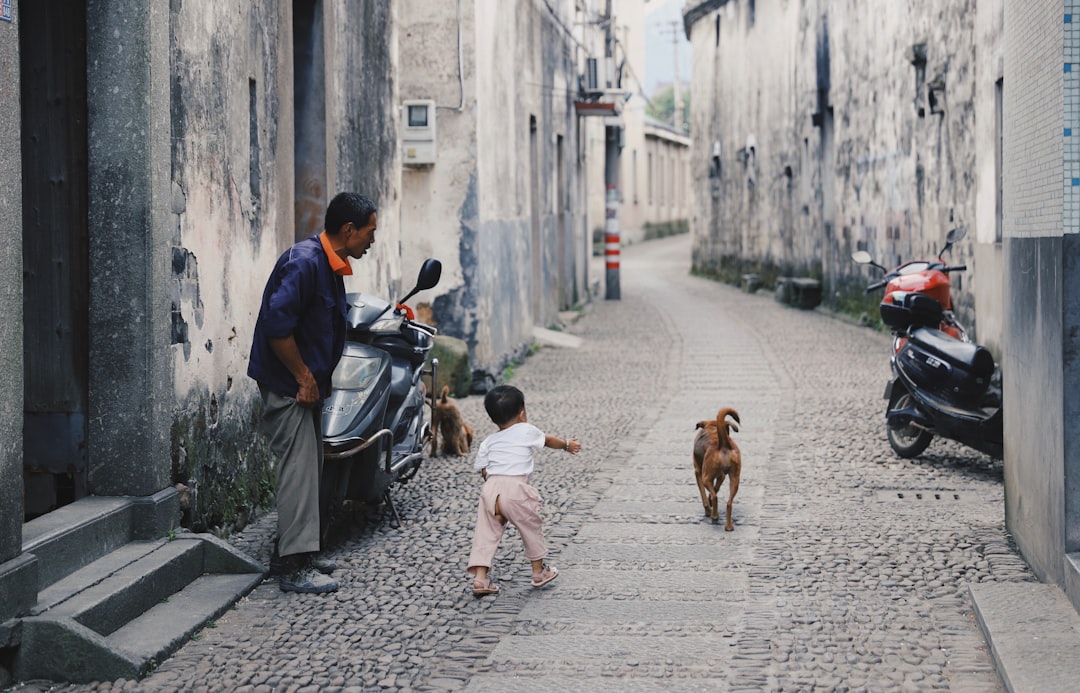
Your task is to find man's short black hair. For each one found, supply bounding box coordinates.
[484,385,525,427]
[325,192,376,235]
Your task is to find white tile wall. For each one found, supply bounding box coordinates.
[1005,0,1067,238]
[1067,3,1080,232]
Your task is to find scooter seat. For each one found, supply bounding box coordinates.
[908,327,995,379]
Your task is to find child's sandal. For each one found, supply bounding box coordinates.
[472,578,500,596]
[530,564,559,588]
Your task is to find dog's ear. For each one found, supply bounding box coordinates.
[695,421,708,430]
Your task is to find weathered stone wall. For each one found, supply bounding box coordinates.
[168,0,401,531]
[0,4,22,563]
[398,0,478,340]
[686,0,997,341]
[402,0,589,373]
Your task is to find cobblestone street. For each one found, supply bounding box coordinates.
[25,233,1034,692]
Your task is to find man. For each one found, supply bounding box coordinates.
[248,192,377,593]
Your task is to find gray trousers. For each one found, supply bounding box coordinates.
[260,387,323,558]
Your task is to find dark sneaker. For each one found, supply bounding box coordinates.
[269,541,336,576]
[309,555,337,575]
[279,566,339,594]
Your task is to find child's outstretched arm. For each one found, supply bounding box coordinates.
[544,434,581,454]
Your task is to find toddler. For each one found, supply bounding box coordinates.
[466,385,581,596]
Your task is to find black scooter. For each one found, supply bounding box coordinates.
[320,259,442,529]
[852,228,1003,459]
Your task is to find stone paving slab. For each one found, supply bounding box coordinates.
[481,633,736,666]
[464,673,728,693]
[602,481,762,503]
[557,541,753,565]
[528,567,749,601]
[590,497,755,516]
[513,598,745,627]
[969,581,1080,693]
[571,522,759,545]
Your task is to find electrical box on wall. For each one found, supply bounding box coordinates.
[402,99,436,166]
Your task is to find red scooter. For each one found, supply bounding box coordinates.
[852,227,1002,459]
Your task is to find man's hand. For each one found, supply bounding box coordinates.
[294,370,320,407]
[269,335,320,408]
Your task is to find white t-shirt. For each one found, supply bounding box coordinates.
[474,422,546,476]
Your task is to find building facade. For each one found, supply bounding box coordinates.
[684,0,1004,353]
[0,0,402,623]
[398,0,596,372]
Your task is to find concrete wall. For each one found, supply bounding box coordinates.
[166,0,401,531]
[401,0,589,372]
[685,0,1000,347]
[1000,0,1069,589]
[0,3,21,564]
[398,0,478,333]
[166,0,292,529]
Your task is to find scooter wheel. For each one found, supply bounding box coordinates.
[886,393,933,458]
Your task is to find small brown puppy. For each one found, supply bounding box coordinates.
[432,385,474,457]
[693,407,742,530]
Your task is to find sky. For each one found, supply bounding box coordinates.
[643,0,692,97]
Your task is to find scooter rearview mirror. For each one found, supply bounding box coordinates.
[946,226,967,244]
[415,259,442,291]
[851,250,873,265]
[395,259,443,308]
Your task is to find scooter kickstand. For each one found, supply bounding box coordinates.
[384,490,403,528]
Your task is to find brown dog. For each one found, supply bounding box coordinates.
[693,407,742,530]
[432,385,474,457]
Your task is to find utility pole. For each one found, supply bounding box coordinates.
[671,21,682,131]
[603,0,621,300]
[661,20,684,131]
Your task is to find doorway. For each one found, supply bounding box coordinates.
[20,2,90,520]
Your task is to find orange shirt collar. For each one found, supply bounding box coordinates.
[319,231,353,276]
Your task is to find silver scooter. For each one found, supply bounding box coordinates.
[321,259,442,528]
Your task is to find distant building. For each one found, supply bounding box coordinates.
[585,0,691,249]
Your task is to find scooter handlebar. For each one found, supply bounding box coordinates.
[866,279,888,293]
[945,264,967,273]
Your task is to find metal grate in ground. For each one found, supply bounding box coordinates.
[873,489,965,502]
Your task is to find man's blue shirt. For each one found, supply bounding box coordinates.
[248,234,347,400]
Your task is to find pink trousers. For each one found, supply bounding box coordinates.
[467,475,548,575]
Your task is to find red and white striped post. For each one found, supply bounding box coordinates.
[604,124,621,300]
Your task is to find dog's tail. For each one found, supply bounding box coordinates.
[440,384,450,403]
[715,408,740,448]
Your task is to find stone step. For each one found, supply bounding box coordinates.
[109,572,264,661]
[21,496,137,589]
[33,539,178,617]
[15,533,264,683]
[969,580,1080,693]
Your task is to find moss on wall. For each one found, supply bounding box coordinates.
[643,220,689,241]
[692,252,886,328]
[170,389,275,536]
